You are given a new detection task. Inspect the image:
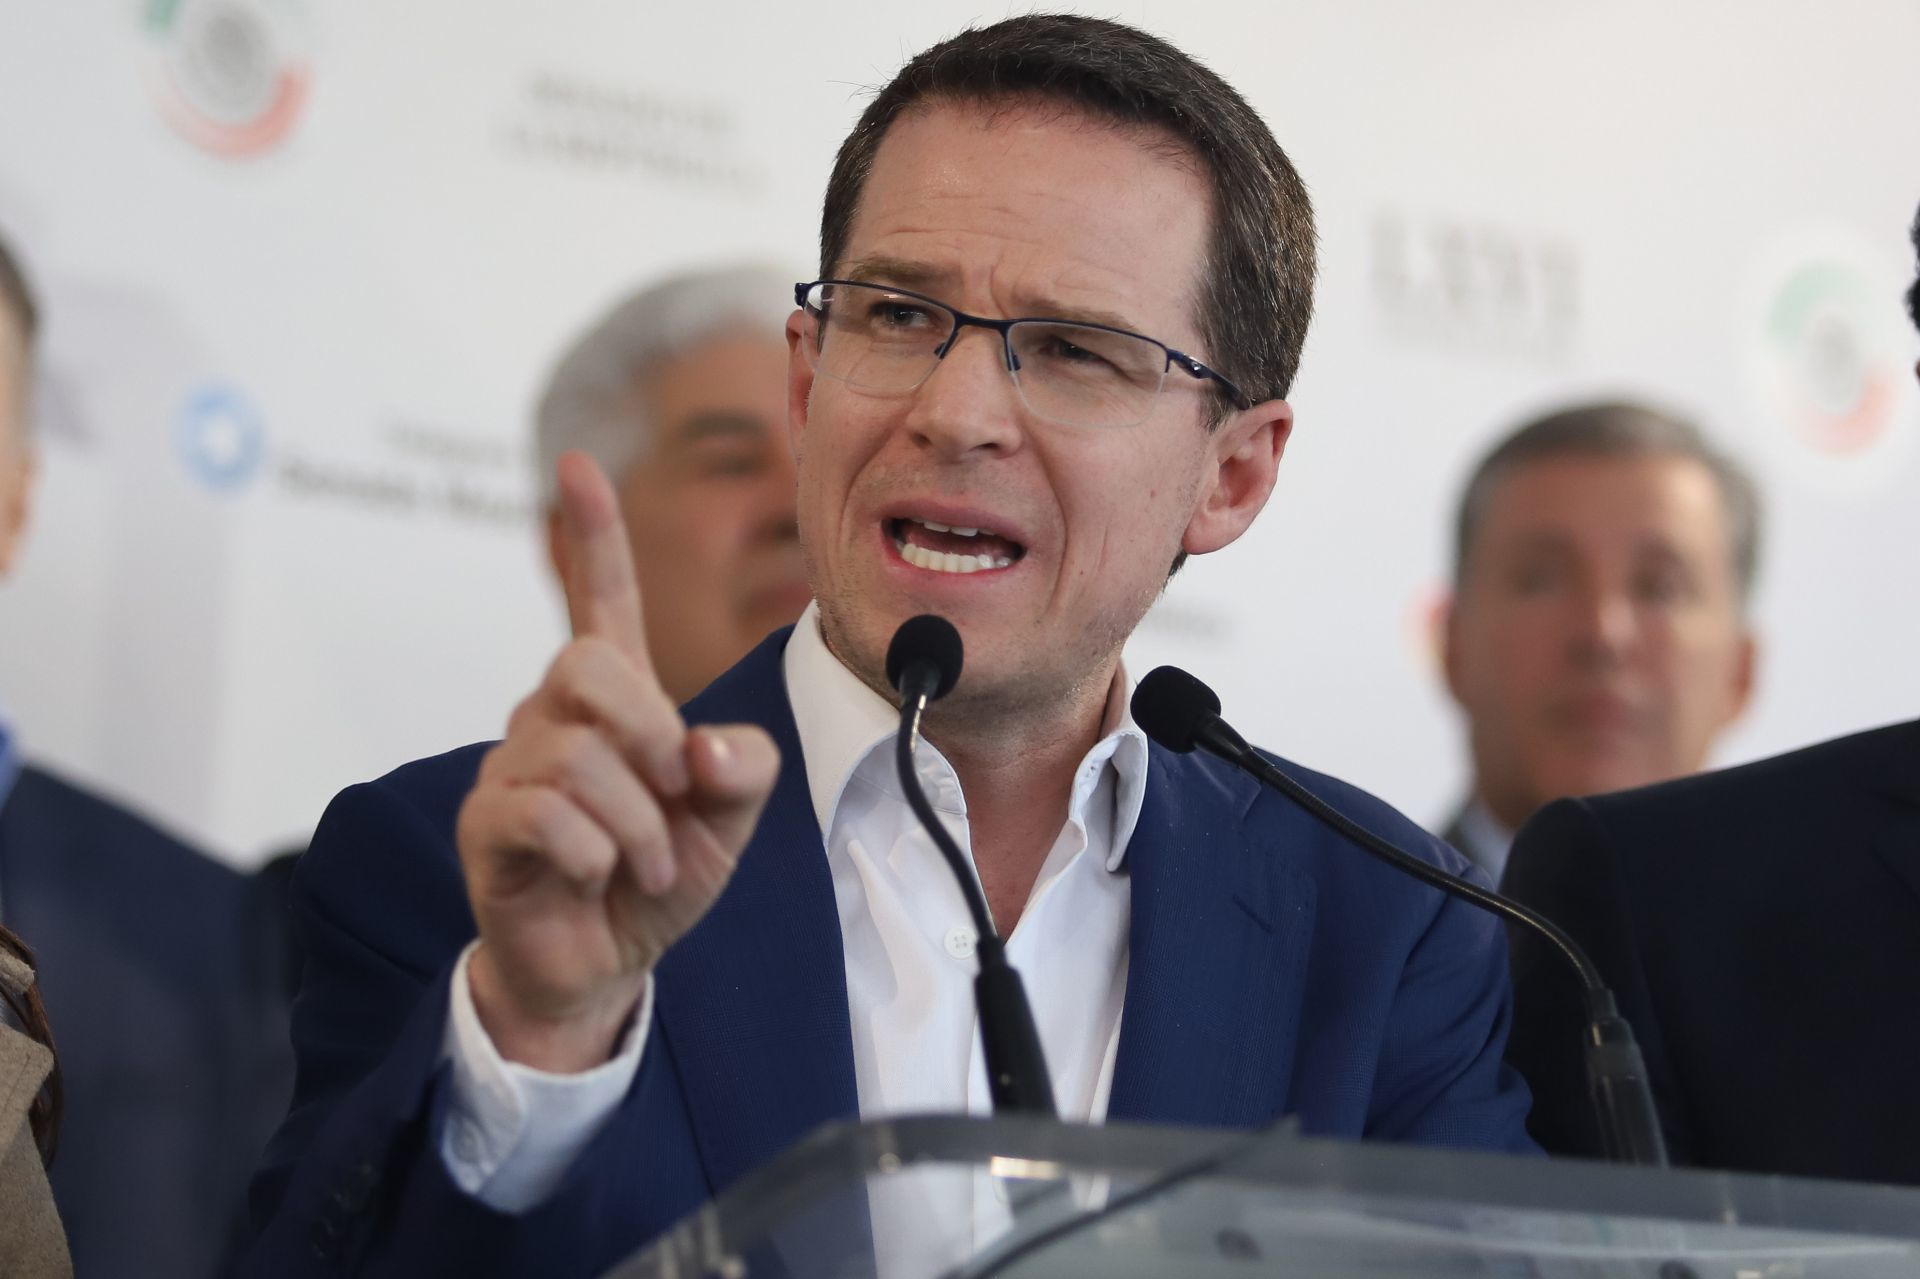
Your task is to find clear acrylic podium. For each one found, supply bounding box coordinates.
[603,1115,1920,1278]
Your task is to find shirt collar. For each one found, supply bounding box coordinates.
[781,603,1149,873]
[1458,797,1516,879]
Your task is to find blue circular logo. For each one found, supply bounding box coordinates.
[175,384,267,492]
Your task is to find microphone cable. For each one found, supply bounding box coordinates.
[887,615,1057,1117]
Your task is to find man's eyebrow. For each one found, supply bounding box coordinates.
[838,256,1145,335]
[840,256,948,291]
[671,412,771,445]
[1631,537,1701,573]
[1024,298,1142,334]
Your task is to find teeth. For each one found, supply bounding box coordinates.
[896,539,1014,574]
[911,518,981,538]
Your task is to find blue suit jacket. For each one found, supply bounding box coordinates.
[0,764,294,1279]
[243,630,1532,1276]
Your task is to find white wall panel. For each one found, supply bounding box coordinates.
[0,0,1914,861]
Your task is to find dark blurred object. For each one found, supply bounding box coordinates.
[253,846,306,1007]
[0,919,60,1160]
[1501,719,1920,1183]
[0,764,296,1278]
[0,225,297,1276]
[0,920,73,1275]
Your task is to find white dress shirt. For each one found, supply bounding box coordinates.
[440,604,1149,1213]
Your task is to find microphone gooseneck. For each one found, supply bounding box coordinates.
[885,616,1057,1118]
[1130,665,1670,1168]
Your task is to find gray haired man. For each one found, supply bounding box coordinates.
[535,265,810,703]
[1439,401,1762,880]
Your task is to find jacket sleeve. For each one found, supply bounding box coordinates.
[1365,853,1539,1154]
[236,766,711,1278]
[1499,797,1695,1163]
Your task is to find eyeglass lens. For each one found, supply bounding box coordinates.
[807,282,1171,428]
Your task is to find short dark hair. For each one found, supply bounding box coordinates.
[817,13,1316,413]
[1453,401,1764,607]
[0,230,37,353]
[1907,200,1919,334]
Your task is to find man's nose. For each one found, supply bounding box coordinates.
[902,326,1025,459]
[1570,584,1639,666]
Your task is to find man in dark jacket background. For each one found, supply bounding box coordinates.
[1500,201,1920,1183]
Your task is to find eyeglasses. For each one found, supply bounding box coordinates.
[794,280,1251,429]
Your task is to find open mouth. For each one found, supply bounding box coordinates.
[888,517,1026,575]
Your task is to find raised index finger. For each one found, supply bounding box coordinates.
[554,450,650,665]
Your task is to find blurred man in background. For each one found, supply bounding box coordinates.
[534,264,810,704]
[0,229,291,1278]
[1499,208,1920,1177]
[1437,402,1761,881]
[253,264,810,1000]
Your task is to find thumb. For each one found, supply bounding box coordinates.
[684,724,781,850]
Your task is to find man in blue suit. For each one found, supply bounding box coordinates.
[245,16,1533,1276]
[0,232,293,1275]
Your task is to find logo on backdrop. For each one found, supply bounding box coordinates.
[176,383,268,492]
[275,419,537,529]
[1371,209,1581,363]
[1745,236,1917,492]
[496,71,765,195]
[1759,261,1904,457]
[143,0,312,158]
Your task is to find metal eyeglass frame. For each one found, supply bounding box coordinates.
[794,279,1253,418]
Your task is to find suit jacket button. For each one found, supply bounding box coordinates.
[310,1216,343,1261]
[335,1162,382,1214]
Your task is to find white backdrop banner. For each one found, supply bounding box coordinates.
[1,0,1916,864]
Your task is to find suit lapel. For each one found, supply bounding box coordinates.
[655,631,859,1194]
[1107,749,1315,1130]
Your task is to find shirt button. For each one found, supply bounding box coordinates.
[452,1124,481,1164]
[944,926,977,960]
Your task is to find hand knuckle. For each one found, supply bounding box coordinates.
[504,692,548,741]
[551,724,603,784]
[520,787,575,852]
[545,641,585,691]
[623,799,668,857]
[635,696,687,751]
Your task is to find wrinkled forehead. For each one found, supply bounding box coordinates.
[858,92,1211,242]
[847,96,1215,328]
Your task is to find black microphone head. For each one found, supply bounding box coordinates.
[1130,666,1223,754]
[885,614,964,701]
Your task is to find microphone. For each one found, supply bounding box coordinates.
[1131,665,1670,1168]
[886,616,1057,1117]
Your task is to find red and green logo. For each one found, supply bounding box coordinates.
[1761,260,1903,459]
[145,0,311,158]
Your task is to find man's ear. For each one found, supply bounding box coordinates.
[1724,627,1759,727]
[1437,590,1467,706]
[1181,399,1292,557]
[785,310,815,460]
[0,446,37,580]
